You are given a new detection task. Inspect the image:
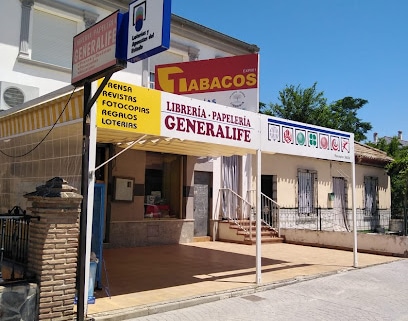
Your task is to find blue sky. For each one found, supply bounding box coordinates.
[171,0,407,142]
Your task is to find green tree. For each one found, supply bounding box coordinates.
[368,137,408,218]
[260,82,327,124]
[260,83,372,142]
[327,97,372,142]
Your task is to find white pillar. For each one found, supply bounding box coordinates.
[256,149,262,284]
[84,83,98,311]
[351,158,358,267]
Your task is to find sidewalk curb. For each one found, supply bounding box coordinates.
[90,268,354,321]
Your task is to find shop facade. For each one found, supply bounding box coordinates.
[0,1,392,250]
[0,79,392,251]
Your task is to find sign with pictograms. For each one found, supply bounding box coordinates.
[261,116,354,163]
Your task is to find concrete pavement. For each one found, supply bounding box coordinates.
[88,242,402,321]
[126,259,408,321]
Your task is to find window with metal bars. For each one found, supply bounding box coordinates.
[297,169,317,215]
[364,176,378,216]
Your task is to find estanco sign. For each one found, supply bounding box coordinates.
[261,115,354,163]
[155,54,259,112]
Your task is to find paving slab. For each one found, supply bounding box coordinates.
[87,242,399,320]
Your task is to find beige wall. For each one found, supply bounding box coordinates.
[283,228,408,257]
[261,153,390,210]
[111,148,146,221]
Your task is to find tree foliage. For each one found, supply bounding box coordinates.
[260,83,327,124]
[260,82,372,142]
[368,137,408,217]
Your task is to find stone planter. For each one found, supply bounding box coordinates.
[389,219,404,233]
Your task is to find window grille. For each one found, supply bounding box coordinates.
[298,169,317,215]
[364,176,378,216]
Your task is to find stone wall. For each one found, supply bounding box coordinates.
[0,283,38,321]
[24,177,82,321]
[108,219,194,247]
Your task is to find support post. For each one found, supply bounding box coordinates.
[77,75,112,320]
[77,81,91,321]
[352,157,358,267]
[256,149,262,284]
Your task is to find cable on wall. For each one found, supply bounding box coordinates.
[0,86,77,158]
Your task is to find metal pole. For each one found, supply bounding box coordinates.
[0,219,5,270]
[319,206,322,231]
[77,81,91,321]
[351,157,358,268]
[256,149,262,284]
[84,84,98,313]
[77,75,112,320]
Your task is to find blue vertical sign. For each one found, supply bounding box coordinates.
[127,0,171,63]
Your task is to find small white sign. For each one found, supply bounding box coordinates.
[127,0,171,62]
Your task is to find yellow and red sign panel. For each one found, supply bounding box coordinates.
[155,54,259,112]
[96,79,161,135]
[95,78,260,150]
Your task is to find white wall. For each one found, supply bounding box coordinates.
[0,1,240,103]
[0,1,113,96]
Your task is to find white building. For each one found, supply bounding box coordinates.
[0,0,392,250]
[0,0,261,247]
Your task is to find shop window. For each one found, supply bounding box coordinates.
[144,153,182,219]
[145,169,163,197]
[298,169,317,215]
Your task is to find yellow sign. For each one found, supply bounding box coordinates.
[96,79,161,135]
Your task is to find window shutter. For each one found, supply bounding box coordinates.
[31,9,77,68]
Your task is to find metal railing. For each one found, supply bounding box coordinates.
[217,188,254,241]
[216,189,282,241]
[0,206,34,281]
[276,207,397,233]
[260,193,281,237]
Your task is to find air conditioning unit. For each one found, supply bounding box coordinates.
[0,81,39,111]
